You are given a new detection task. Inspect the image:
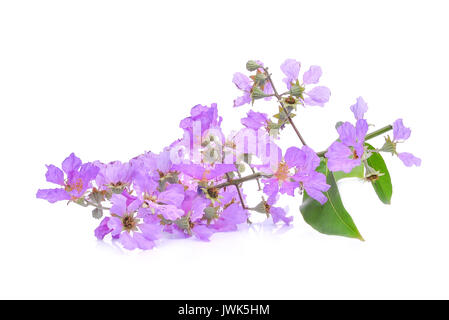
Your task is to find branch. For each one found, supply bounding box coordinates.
[211,172,273,190]
[263,67,308,146]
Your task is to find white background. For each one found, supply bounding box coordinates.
[1,0,448,299]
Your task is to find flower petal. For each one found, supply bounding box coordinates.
[36,188,70,203]
[350,96,368,120]
[398,152,421,167]
[61,153,82,175]
[304,86,331,107]
[393,119,411,141]
[45,164,65,186]
[119,232,137,250]
[303,65,322,84]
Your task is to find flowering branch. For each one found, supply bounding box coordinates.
[262,66,308,146]
[36,58,421,251]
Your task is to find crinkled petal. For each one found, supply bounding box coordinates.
[325,141,360,173]
[393,119,411,141]
[36,188,70,203]
[158,204,185,221]
[190,196,209,222]
[284,147,304,168]
[192,225,214,241]
[355,119,368,143]
[241,110,268,130]
[45,164,65,186]
[107,217,123,236]
[279,180,298,197]
[61,153,82,175]
[158,188,185,207]
[119,232,137,250]
[172,164,205,179]
[304,86,331,107]
[398,152,421,167]
[303,172,330,205]
[206,164,236,180]
[303,65,322,84]
[350,96,368,120]
[94,217,112,240]
[232,72,252,91]
[281,59,301,89]
[270,206,293,225]
[133,232,155,250]
[233,92,251,107]
[110,194,128,216]
[139,223,164,241]
[262,178,279,206]
[263,81,274,101]
[337,122,357,147]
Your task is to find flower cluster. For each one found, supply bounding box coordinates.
[37,59,420,250]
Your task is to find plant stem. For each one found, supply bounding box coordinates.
[263,67,307,146]
[225,172,248,210]
[316,124,393,158]
[76,199,111,211]
[211,172,273,190]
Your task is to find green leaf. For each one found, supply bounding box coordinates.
[300,160,364,241]
[333,164,364,181]
[365,143,392,204]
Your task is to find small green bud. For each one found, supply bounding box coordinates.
[290,84,305,98]
[335,121,344,129]
[246,60,262,71]
[237,163,246,173]
[379,136,397,154]
[175,215,192,234]
[363,160,384,182]
[253,73,267,86]
[204,207,219,224]
[251,87,268,100]
[242,153,252,164]
[253,201,269,214]
[92,208,103,219]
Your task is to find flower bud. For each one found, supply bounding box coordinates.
[251,87,268,100]
[379,136,397,154]
[253,72,267,86]
[246,60,262,71]
[363,160,384,182]
[290,84,305,98]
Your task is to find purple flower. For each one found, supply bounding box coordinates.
[350,97,368,120]
[281,59,301,89]
[262,146,330,205]
[232,61,273,108]
[107,194,162,250]
[326,120,369,173]
[213,203,247,232]
[241,110,269,130]
[133,174,186,221]
[179,103,225,153]
[232,72,252,107]
[280,59,331,107]
[391,119,421,167]
[37,153,99,203]
[95,161,134,191]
